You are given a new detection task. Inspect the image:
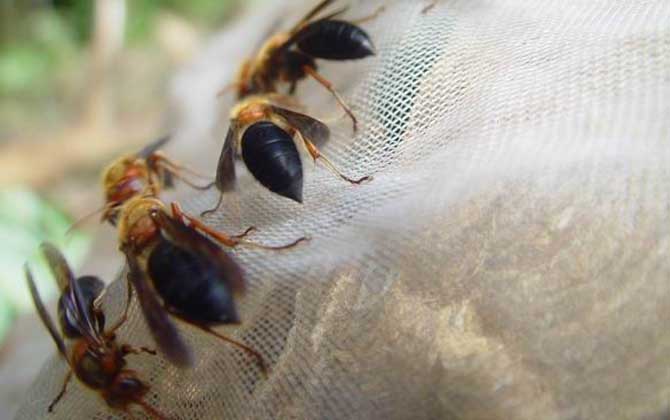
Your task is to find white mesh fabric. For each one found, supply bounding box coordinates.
[15,0,670,419]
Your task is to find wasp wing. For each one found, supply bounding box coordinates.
[287,0,344,36]
[215,125,238,193]
[269,104,331,147]
[153,210,245,295]
[40,241,74,292]
[40,242,103,345]
[137,135,175,188]
[25,264,68,360]
[124,250,193,367]
[271,1,347,61]
[136,135,171,159]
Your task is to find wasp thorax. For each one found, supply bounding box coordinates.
[254,33,292,74]
[118,197,164,249]
[73,341,123,389]
[234,100,268,124]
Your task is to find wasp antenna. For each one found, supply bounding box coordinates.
[65,202,114,235]
[217,82,240,98]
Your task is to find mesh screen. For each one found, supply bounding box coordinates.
[15,0,670,419]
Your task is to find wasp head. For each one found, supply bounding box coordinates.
[101,156,151,225]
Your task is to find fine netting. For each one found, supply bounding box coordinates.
[15,0,670,419]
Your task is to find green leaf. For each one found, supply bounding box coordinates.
[0,188,92,315]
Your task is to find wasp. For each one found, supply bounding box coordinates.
[101,133,305,369]
[100,135,212,225]
[117,194,284,374]
[224,0,382,132]
[205,93,371,210]
[25,243,168,419]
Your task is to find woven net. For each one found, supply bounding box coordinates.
[15,0,670,419]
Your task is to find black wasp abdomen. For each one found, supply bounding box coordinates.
[58,276,105,338]
[241,121,303,203]
[147,238,239,325]
[297,20,375,61]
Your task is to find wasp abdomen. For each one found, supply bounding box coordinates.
[148,239,239,324]
[241,121,303,203]
[297,20,375,61]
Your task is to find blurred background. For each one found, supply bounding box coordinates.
[0,1,258,417]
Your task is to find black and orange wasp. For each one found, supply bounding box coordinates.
[25,243,168,419]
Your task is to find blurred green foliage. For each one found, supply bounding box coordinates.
[0,189,91,342]
[46,0,238,42]
[1,0,237,46]
[0,10,77,95]
[0,0,238,139]
[0,0,241,340]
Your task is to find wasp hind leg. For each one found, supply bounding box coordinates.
[168,312,269,378]
[296,131,372,185]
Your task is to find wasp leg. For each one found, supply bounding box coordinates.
[171,202,308,251]
[121,345,157,356]
[146,152,214,191]
[148,151,212,179]
[296,131,372,185]
[106,279,133,335]
[217,81,245,98]
[422,1,437,14]
[288,80,298,95]
[200,192,224,218]
[350,5,385,24]
[48,370,73,413]
[303,66,358,133]
[231,226,257,239]
[168,311,269,378]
